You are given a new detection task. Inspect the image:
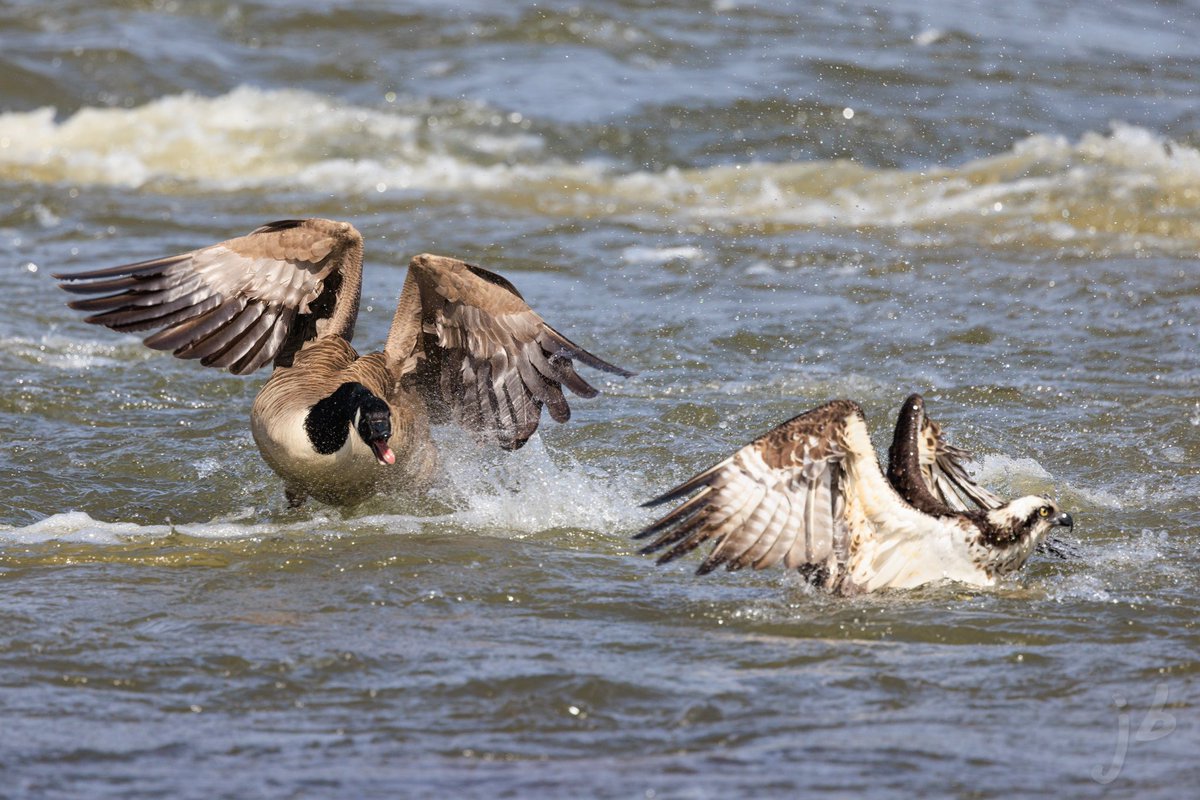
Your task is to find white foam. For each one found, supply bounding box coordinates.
[0,511,173,544]
[0,86,558,192]
[914,28,947,47]
[620,245,704,265]
[0,507,416,545]
[1044,528,1183,603]
[4,88,1196,248]
[1045,571,1116,604]
[430,431,642,535]
[0,333,152,370]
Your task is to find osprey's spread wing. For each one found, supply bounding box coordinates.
[916,410,1003,512]
[55,219,364,375]
[635,399,938,587]
[388,253,633,451]
[896,394,1076,560]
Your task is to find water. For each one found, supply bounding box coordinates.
[1,1,1198,796]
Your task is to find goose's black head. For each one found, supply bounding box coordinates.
[305,382,395,465]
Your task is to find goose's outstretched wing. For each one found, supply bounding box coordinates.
[387,253,633,450]
[635,400,875,578]
[54,219,363,375]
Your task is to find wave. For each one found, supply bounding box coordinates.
[0,433,642,547]
[0,86,558,192]
[3,87,1198,249]
[0,333,155,370]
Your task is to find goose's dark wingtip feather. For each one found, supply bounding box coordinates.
[544,328,636,379]
[599,362,637,379]
[585,353,636,379]
[52,254,189,283]
[66,299,102,314]
[566,348,635,379]
[250,219,309,234]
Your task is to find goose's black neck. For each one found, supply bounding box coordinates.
[305,382,377,455]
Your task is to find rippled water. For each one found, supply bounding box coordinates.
[1,1,1197,797]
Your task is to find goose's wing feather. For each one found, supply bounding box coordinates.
[918,413,1003,511]
[635,400,878,577]
[54,219,363,375]
[390,253,632,450]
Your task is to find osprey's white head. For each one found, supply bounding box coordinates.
[985,495,1074,547]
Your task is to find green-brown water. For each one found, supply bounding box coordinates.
[1,1,1197,797]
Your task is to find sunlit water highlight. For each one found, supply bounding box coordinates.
[1,1,1197,797]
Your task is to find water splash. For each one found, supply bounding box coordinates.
[429,431,642,536]
[970,454,1053,494]
[0,432,641,546]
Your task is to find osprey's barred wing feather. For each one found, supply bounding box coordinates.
[393,254,633,451]
[635,400,868,576]
[916,413,1004,512]
[54,219,363,375]
[904,395,1076,560]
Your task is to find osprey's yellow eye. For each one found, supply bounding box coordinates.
[1038,506,1051,518]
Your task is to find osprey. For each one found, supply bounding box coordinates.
[635,395,1074,593]
[886,393,1075,560]
[56,219,631,507]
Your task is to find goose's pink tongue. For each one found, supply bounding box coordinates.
[371,440,395,465]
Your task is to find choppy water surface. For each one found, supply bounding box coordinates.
[1,1,1198,797]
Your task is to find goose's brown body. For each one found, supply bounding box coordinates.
[250,339,437,506]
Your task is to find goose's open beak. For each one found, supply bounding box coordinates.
[369,438,395,466]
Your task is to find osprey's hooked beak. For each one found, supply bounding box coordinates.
[1053,512,1074,530]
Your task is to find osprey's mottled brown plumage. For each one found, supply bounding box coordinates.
[56,218,631,506]
[887,393,1003,516]
[636,395,1073,594]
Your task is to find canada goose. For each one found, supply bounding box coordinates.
[56,218,632,507]
[635,395,1073,593]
